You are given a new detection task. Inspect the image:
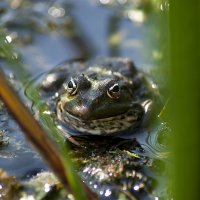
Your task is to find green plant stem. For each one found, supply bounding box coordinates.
[169,1,200,200]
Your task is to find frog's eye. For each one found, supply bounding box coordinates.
[107,83,120,99]
[64,78,78,95]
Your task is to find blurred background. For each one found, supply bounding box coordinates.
[0,0,199,200]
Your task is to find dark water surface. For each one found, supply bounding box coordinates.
[0,0,169,199]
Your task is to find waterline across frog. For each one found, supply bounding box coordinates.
[41,57,153,135]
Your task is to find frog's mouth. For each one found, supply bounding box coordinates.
[57,102,144,135]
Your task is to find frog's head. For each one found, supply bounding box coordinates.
[57,67,144,135]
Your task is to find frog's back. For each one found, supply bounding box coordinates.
[87,57,137,78]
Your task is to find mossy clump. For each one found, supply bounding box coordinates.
[0,170,22,200]
[69,137,154,199]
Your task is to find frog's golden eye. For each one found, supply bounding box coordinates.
[107,83,120,99]
[64,78,78,95]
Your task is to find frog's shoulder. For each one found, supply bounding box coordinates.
[87,57,138,78]
[40,59,86,91]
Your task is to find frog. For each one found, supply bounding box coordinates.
[40,57,154,135]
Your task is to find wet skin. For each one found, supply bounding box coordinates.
[41,57,153,135]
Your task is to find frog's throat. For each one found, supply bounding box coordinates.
[57,103,143,135]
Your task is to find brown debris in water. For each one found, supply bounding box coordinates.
[0,170,22,200]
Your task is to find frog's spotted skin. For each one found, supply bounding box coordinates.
[41,57,152,135]
[57,101,143,135]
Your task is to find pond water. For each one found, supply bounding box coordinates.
[0,0,170,199]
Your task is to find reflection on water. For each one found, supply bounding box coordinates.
[0,0,169,199]
[145,122,170,159]
[0,101,48,179]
